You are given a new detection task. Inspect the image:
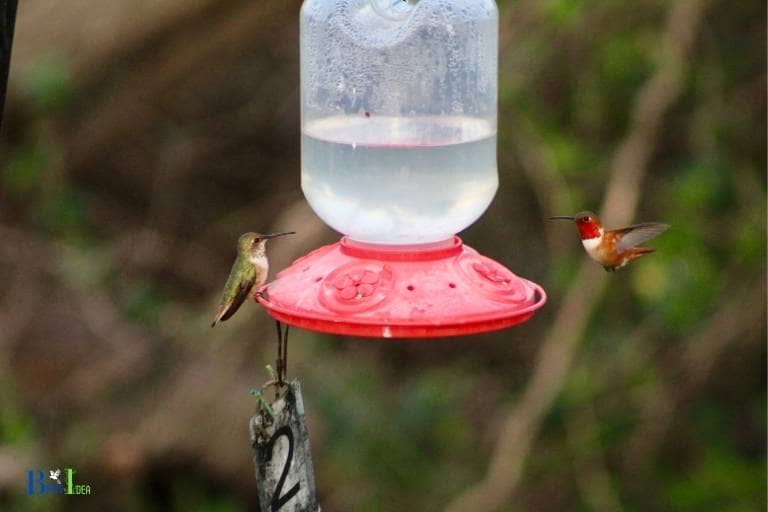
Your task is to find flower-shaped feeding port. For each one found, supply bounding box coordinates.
[473,262,511,284]
[332,270,379,300]
[317,263,394,315]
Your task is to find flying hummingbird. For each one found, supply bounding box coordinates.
[211,231,295,327]
[549,211,669,272]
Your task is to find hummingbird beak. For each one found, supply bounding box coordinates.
[548,215,575,221]
[263,231,296,239]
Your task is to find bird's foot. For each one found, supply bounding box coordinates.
[255,289,269,301]
[262,365,289,398]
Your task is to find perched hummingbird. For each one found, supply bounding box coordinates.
[549,211,669,272]
[211,231,295,327]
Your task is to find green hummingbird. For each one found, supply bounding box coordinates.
[211,231,295,327]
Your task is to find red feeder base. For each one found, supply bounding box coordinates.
[257,236,546,338]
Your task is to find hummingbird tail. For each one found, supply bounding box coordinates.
[628,246,655,257]
[211,305,228,327]
[619,247,656,269]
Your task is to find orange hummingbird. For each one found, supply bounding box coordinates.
[549,211,669,272]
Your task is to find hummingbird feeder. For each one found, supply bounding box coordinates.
[258,0,546,338]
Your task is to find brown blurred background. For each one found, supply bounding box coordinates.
[0,0,765,511]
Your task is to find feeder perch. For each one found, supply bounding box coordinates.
[258,0,546,337]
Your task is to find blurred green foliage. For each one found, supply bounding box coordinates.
[313,362,478,509]
[662,405,766,512]
[19,54,75,113]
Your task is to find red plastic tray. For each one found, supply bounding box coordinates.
[257,236,546,338]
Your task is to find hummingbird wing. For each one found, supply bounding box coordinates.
[211,256,258,327]
[615,222,670,252]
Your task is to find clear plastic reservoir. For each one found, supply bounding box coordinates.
[300,0,498,244]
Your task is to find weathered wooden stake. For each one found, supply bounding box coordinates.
[250,380,320,512]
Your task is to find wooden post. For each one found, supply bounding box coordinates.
[250,380,320,512]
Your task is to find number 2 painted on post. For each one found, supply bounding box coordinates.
[266,425,300,511]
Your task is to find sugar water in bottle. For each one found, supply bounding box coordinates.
[300,0,499,245]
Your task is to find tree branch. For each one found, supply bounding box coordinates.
[445,1,708,510]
